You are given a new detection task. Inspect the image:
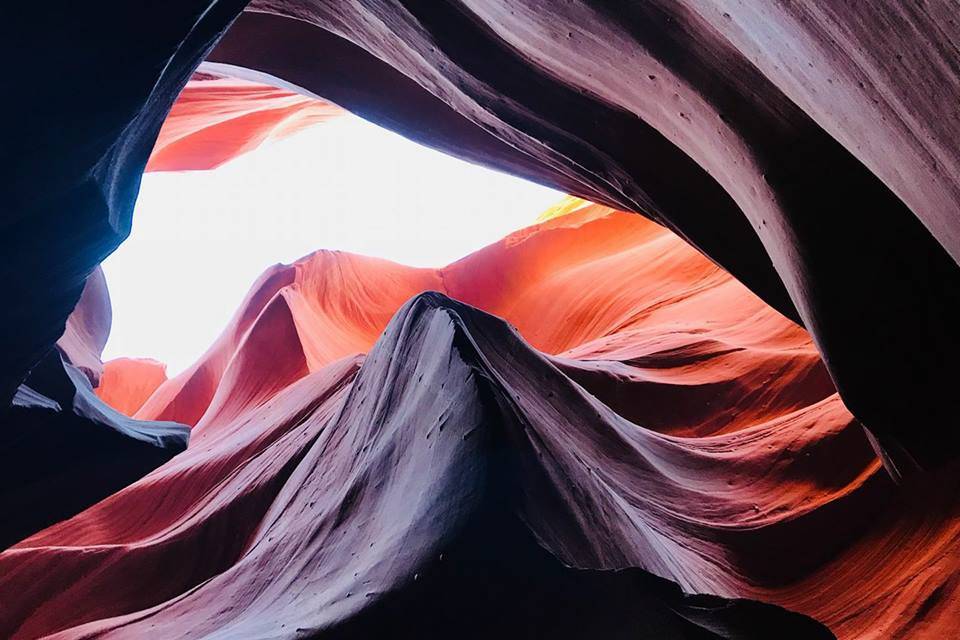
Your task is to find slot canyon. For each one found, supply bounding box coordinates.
[4,3,960,638]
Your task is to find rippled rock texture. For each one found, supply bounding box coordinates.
[5,3,960,638]
[0,266,188,551]
[147,70,342,172]
[7,1,960,473]
[3,205,960,638]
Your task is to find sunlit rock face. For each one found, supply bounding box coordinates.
[8,2,960,475]
[5,4,960,639]
[208,3,960,475]
[95,358,169,417]
[3,203,958,639]
[146,70,343,172]
[1,265,187,552]
[55,267,112,388]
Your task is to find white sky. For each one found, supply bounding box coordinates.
[101,114,562,374]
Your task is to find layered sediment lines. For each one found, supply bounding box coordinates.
[11,2,960,476]
[209,2,960,473]
[0,350,188,552]
[0,265,187,551]
[146,70,342,172]
[7,206,960,638]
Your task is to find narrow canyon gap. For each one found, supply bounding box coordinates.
[4,3,960,639]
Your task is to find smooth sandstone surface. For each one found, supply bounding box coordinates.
[7,3,960,473]
[206,2,960,474]
[5,4,960,638]
[146,71,343,172]
[5,205,959,638]
[1,349,188,552]
[55,267,111,388]
[0,264,187,551]
[96,358,169,417]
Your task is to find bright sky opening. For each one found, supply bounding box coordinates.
[101,115,562,374]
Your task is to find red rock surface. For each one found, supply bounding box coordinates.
[55,267,111,387]
[5,5,960,638]
[96,358,168,416]
[199,3,960,474]
[4,204,959,638]
[8,2,960,480]
[145,71,342,172]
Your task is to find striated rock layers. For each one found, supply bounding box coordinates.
[146,70,342,172]
[0,268,188,551]
[4,205,960,638]
[6,4,960,638]
[6,2,960,472]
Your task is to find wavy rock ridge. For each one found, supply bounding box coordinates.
[9,2,960,478]
[147,70,342,172]
[4,205,960,638]
[0,265,187,551]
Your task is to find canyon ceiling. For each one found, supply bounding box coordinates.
[4,2,960,639]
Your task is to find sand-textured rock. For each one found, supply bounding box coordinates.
[4,206,960,638]
[7,2,960,471]
[6,4,960,637]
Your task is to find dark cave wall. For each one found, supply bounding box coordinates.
[5,0,960,474]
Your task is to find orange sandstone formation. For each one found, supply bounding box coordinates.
[4,203,958,638]
[7,4,960,638]
[96,358,168,416]
[10,2,960,487]
[145,71,342,172]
